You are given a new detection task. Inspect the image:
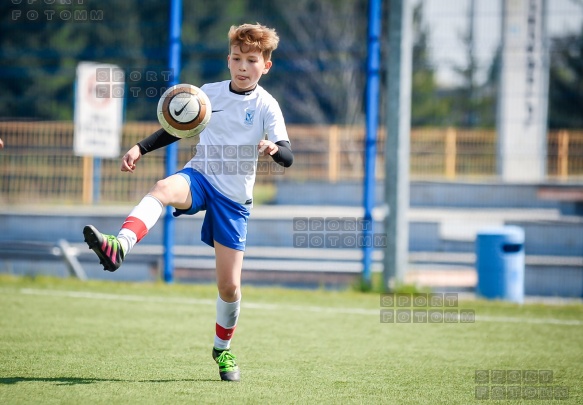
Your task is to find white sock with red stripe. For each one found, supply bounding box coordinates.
[117,194,164,254]
[214,295,240,350]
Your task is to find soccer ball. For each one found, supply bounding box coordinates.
[157,84,211,138]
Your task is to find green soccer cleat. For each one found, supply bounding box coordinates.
[83,225,125,272]
[212,348,241,382]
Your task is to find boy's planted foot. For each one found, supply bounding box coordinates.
[83,225,125,272]
[212,348,241,382]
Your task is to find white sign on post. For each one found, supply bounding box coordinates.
[74,62,124,158]
[497,0,549,182]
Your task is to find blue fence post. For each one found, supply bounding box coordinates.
[163,0,183,283]
[93,157,101,204]
[363,0,382,287]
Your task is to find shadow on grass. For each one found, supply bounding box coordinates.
[0,377,217,385]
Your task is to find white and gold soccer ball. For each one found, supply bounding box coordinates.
[157,83,211,138]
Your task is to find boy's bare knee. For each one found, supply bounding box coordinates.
[152,178,169,193]
[218,283,240,302]
[150,179,173,203]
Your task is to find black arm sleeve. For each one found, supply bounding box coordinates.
[271,140,294,167]
[136,128,180,155]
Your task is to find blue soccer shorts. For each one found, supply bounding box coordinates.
[173,168,250,251]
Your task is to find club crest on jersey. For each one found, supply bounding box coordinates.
[244,109,255,126]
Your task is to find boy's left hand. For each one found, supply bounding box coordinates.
[258,140,279,156]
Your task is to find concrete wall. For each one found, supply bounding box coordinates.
[1,180,581,297]
[274,180,577,210]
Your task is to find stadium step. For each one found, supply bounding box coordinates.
[1,205,581,295]
[65,242,583,272]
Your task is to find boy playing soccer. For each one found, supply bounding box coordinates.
[83,23,293,382]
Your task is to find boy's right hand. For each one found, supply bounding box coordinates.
[121,144,142,173]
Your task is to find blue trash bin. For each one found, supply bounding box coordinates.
[476,226,525,303]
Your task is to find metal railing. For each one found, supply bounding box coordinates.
[1,122,582,205]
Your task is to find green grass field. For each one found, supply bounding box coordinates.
[1,275,582,404]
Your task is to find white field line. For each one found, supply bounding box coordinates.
[5,288,583,326]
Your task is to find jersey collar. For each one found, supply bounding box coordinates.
[229,82,256,96]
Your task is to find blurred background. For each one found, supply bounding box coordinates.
[0,0,582,297]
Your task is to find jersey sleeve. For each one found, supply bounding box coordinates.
[137,128,180,155]
[263,98,290,145]
[272,140,294,167]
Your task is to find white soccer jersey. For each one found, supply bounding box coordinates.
[184,80,289,205]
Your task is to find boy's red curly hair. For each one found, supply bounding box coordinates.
[228,23,280,62]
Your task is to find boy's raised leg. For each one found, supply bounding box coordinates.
[83,193,164,272]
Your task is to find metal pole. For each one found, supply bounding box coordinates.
[93,157,101,204]
[163,0,182,283]
[362,0,382,287]
[383,0,413,291]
